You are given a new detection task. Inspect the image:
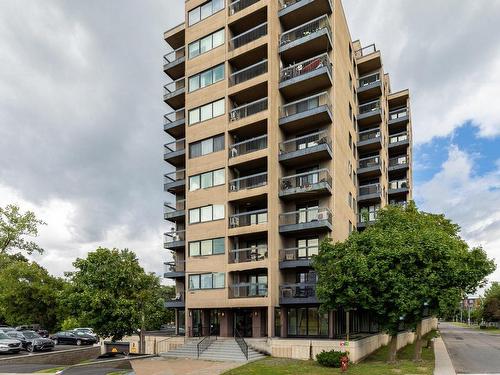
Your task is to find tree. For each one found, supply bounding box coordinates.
[313,202,495,363]
[0,204,46,255]
[0,254,66,331]
[481,282,500,323]
[63,247,171,341]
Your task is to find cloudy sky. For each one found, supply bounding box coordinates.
[0,1,499,286]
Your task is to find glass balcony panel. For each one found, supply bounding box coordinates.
[279,15,331,46]
[229,0,260,15]
[229,22,268,50]
[229,209,268,228]
[229,98,268,121]
[229,245,268,263]
[230,60,268,86]
[229,135,267,158]
[229,172,268,192]
[280,92,331,118]
[280,54,332,82]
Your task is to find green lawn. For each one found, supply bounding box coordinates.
[450,322,500,334]
[224,331,437,375]
[35,367,66,373]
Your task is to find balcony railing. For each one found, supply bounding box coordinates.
[280,283,316,299]
[229,135,267,158]
[279,0,332,9]
[389,155,409,167]
[280,169,332,192]
[229,246,268,263]
[230,60,268,87]
[359,155,380,169]
[359,210,378,223]
[230,283,268,298]
[279,207,332,226]
[358,128,381,142]
[280,246,318,261]
[164,108,185,125]
[389,132,409,144]
[229,172,268,192]
[163,77,185,95]
[280,91,331,118]
[389,179,408,190]
[164,169,186,184]
[279,15,331,47]
[389,107,408,121]
[229,0,260,15]
[280,130,331,155]
[280,53,332,82]
[164,260,186,273]
[164,46,185,65]
[165,291,185,307]
[354,44,376,58]
[359,71,381,88]
[359,99,381,115]
[229,22,268,51]
[229,97,268,122]
[229,209,268,228]
[359,183,380,196]
[164,200,186,214]
[164,138,186,153]
[164,229,186,244]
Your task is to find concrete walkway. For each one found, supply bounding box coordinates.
[434,336,456,375]
[131,357,243,375]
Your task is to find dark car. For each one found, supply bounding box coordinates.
[50,331,97,346]
[0,331,22,354]
[37,329,49,338]
[6,330,54,352]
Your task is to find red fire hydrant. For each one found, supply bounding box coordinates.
[340,355,349,372]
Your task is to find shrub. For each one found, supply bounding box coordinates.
[316,350,348,367]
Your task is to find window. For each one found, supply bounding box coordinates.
[189,99,225,125]
[297,238,319,258]
[189,272,225,290]
[349,132,353,149]
[189,204,225,224]
[188,29,225,59]
[349,221,353,234]
[189,237,225,257]
[189,134,224,158]
[287,307,328,337]
[189,168,225,191]
[188,0,224,26]
[348,192,353,208]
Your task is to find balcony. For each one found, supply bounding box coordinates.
[229,60,268,87]
[389,131,410,153]
[229,134,267,161]
[389,107,409,126]
[358,183,381,203]
[358,155,381,178]
[279,92,332,133]
[279,15,332,63]
[389,179,409,195]
[164,169,186,194]
[280,283,318,305]
[278,0,333,30]
[279,169,332,199]
[357,128,381,151]
[163,47,185,80]
[279,246,318,269]
[163,109,185,138]
[229,0,260,16]
[357,71,382,101]
[229,245,268,264]
[229,283,268,298]
[229,172,268,193]
[279,53,332,99]
[354,44,381,74]
[358,210,378,229]
[229,209,268,229]
[163,78,185,110]
[389,155,409,172]
[358,99,382,125]
[163,138,186,167]
[164,200,186,222]
[164,260,186,279]
[229,22,268,52]
[229,97,268,123]
[163,230,186,250]
[279,207,332,235]
[165,291,185,308]
[279,130,332,166]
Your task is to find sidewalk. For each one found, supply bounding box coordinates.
[434,337,456,375]
[131,357,242,375]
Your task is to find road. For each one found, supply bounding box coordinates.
[440,322,500,374]
[0,344,77,359]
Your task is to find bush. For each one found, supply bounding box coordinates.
[316,350,348,367]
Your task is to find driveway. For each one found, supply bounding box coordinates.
[131,357,242,375]
[439,322,500,374]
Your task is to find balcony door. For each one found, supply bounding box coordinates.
[297,201,319,223]
[234,310,253,338]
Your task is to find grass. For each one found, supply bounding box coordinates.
[105,371,131,375]
[35,367,66,373]
[449,322,500,334]
[223,331,437,375]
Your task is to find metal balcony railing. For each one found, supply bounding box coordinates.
[229,209,268,228]
[359,71,381,88]
[230,283,268,298]
[354,44,377,58]
[359,155,380,169]
[164,169,186,184]
[166,291,185,304]
[280,53,332,82]
[389,107,408,121]
[279,15,331,47]
[389,155,409,167]
[163,78,185,95]
[359,99,381,115]
[164,108,185,124]
[279,0,333,9]
[389,132,409,144]
[280,169,332,192]
[164,229,186,244]
[229,22,268,50]
[279,207,332,226]
[389,179,408,190]
[359,183,380,196]
[229,134,267,158]
[229,60,268,86]
[359,210,378,223]
[358,128,381,142]
[229,172,268,192]
[164,260,186,273]
[164,200,186,214]
[280,283,317,299]
[229,246,268,263]
[163,46,185,65]
[280,91,331,118]
[229,0,260,15]
[279,130,331,155]
[229,97,268,122]
[280,246,318,261]
[164,138,186,153]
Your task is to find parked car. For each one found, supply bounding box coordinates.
[50,331,97,346]
[0,331,22,354]
[36,329,49,338]
[6,330,54,352]
[73,327,97,339]
[0,327,15,333]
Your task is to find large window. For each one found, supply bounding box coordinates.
[189,99,225,125]
[188,0,224,26]
[287,307,328,337]
[189,237,225,257]
[189,168,225,191]
[189,204,225,224]
[296,238,319,258]
[188,29,225,59]
[189,272,225,290]
[189,134,225,158]
[189,64,225,92]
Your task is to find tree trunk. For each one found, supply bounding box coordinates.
[388,334,398,363]
[413,321,423,362]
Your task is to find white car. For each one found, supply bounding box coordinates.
[73,328,97,339]
[0,331,22,354]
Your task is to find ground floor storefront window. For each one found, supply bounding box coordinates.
[287,307,328,337]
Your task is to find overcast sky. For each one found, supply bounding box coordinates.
[0,1,499,287]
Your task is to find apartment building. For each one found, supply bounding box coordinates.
[162,0,412,341]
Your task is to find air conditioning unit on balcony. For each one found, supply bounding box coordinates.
[317,211,328,221]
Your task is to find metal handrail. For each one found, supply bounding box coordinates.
[164,200,186,212]
[359,182,380,196]
[280,282,317,298]
[389,107,408,120]
[229,209,268,228]
[164,46,185,64]
[234,328,248,360]
[279,14,331,46]
[229,22,267,50]
[197,327,217,358]
[229,134,267,158]
[230,282,268,298]
[164,108,185,124]
[358,71,381,87]
[164,169,186,183]
[164,138,186,152]
[163,77,185,94]
[389,179,408,190]
[389,132,409,144]
[280,53,332,82]
[229,245,268,263]
[229,172,268,192]
[229,97,268,121]
[279,0,333,10]
[279,246,318,261]
[280,130,331,154]
[280,91,331,118]
[280,169,332,191]
[354,44,377,58]
[230,60,268,86]
[389,155,409,167]
[279,207,332,225]
[358,128,381,142]
[358,155,380,168]
[229,0,260,15]
[359,99,381,115]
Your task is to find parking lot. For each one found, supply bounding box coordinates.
[0,344,82,359]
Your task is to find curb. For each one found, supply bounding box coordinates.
[433,337,456,375]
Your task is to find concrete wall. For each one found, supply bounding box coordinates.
[118,335,186,355]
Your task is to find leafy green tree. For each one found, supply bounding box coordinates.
[0,204,46,255]
[313,202,495,363]
[63,247,171,341]
[61,317,81,331]
[481,282,500,322]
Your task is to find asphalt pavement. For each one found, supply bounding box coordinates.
[439,322,500,374]
[0,345,80,359]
